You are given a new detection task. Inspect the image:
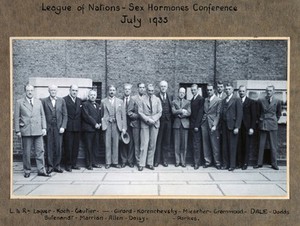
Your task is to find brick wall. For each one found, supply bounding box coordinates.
[12,39,287,163]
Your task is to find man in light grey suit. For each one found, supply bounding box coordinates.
[101,85,127,169]
[41,85,68,174]
[127,83,146,167]
[171,87,191,167]
[138,84,162,171]
[14,84,50,178]
[201,84,222,169]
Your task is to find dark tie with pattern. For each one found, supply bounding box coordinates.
[30,99,33,107]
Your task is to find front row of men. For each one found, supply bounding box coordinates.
[15,82,282,177]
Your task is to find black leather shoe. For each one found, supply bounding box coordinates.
[113,164,121,168]
[181,163,186,168]
[221,166,229,170]
[24,173,30,178]
[105,164,111,169]
[194,164,199,170]
[154,163,159,167]
[54,168,63,173]
[203,164,211,168]
[175,163,180,167]
[242,165,248,170]
[87,166,93,170]
[92,164,102,168]
[191,164,195,167]
[162,162,168,167]
[138,166,144,171]
[121,163,126,168]
[47,168,53,174]
[253,165,262,169]
[129,163,134,168]
[228,168,235,171]
[37,172,51,177]
[147,165,154,170]
[65,167,72,172]
[216,165,221,170]
[72,166,81,170]
[272,165,279,170]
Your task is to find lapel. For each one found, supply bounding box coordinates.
[266,97,276,110]
[105,98,113,115]
[209,96,218,109]
[145,95,151,110]
[243,97,250,108]
[22,97,33,112]
[46,97,53,111]
[88,100,98,114]
[226,96,235,110]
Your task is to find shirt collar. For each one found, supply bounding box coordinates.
[69,94,76,101]
[241,96,246,102]
[26,97,33,104]
[50,96,57,101]
[227,93,233,101]
[209,94,215,102]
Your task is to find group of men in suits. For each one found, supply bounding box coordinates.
[15,81,282,177]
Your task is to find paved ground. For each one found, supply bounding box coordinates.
[12,162,287,197]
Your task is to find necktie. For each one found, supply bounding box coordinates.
[208,99,210,108]
[268,98,271,104]
[30,99,33,107]
[149,96,153,114]
[180,99,182,108]
[93,102,96,108]
[125,97,128,110]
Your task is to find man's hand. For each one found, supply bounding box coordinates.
[95,123,101,129]
[211,126,216,132]
[248,128,254,135]
[194,127,199,132]
[121,129,126,134]
[59,128,65,134]
[42,129,47,136]
[233,128,239,135]
[16,132,21,138]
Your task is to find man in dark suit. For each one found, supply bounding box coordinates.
[254,85,281,170]
[15,84,50,178]
[201,84,222,169]
[127,83,146,167]
[189,84,205,170]
[171,87,191,167]
[82,90,102,170]
[63,85,82,172]
[120,83,134,168]
[101,85,127,169]
[237,85,256,170]
[220,83,243,171]
[138,84,162,171]
[154,80,172,167]
[41,85,68,174]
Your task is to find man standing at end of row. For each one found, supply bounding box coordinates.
[155,80,172,167]
[15,84,50,178]
[171,87,191,167]
[221,83,243,171]
[63,85,82,172]
[254,85,281,170]
[138,84,162,171]
[101,85,127,169]
[41,85,68,174]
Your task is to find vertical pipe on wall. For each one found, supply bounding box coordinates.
[214,40,217,85]
[104,40,108,96]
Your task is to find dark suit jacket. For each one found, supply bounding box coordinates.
[64,95,82,132]
[156,93,173,121]
[82,100,101,132]
[41,97,68,130]
[190,95,205,129]
[258,97,281,131]
[15,97,47,136]
[221,96,243,130]
[241,97,256,130]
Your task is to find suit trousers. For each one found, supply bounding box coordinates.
[222,126,239,168]
[83,132,100,167]
[191,130,203,165]
[155,119,171,164]
[104,122,119,165]
[22,136,47,174]
[63,131,80,168]
[132,127,141,165]
[120,126,134,164]
[258,130,278,167]
[140,126,159,167]
[201,121,221,166]
[174,125,188,165]
[237,124,252,166]
[45,125,63,169]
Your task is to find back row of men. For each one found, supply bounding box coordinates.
[15,81,282,178]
